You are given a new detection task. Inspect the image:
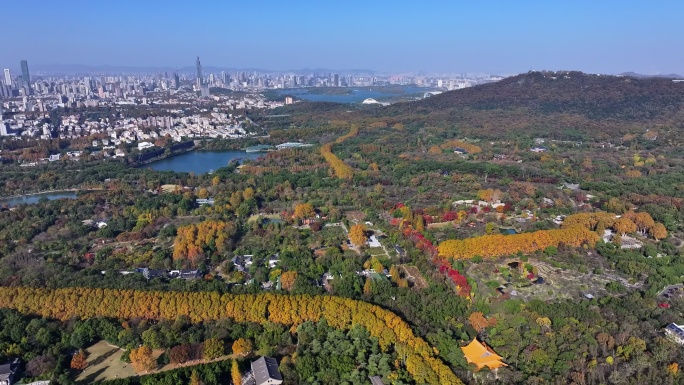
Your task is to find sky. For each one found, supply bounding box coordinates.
[1,0,683,75]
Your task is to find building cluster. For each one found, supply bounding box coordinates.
[1,58,503,99]
[1,100,257,143]
[1,58,504,139]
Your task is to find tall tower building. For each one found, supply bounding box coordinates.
[196,56,203,88]
[3,69,11,86]
[20,60,31,91]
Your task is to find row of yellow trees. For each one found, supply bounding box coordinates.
[0,287,462,385]
[438,227,599,260]
[241,164,326,175]
[321,144,354,179]
[562,211,667,240]
[321,124,360,179]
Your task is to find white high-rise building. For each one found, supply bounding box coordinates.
[3,69,11,86]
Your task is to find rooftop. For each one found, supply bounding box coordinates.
[666,323,684,339]
[252,356,282,385]
[461,338,507,371]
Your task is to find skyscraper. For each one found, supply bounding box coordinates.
[173,72,180,89]
[20,60,30,91]
[196,56,203,88]
[3,69,11,86]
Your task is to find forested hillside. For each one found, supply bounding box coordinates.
[270,71,684,141]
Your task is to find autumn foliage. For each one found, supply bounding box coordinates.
[438,227,599,260]
[70,350,88,370]
[563,211,667,239]
[280,271,298,291]
[437,262,471,297]
[241,163,327,176]
[321,125,359,179]
[173,220,237,266]
[293,203,315,219]
[439,211,668,261]
[321,143,354,179]
[232,338,253,357]
[231,359,242,385]
[468,312,496,333]
[0,286,462,385]
[170,344,191,364]
[349,224,367,247]
[130,345,156,373]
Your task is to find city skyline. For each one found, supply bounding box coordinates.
[1,1,683,75]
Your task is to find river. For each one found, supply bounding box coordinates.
[0,191,78,207]
[145,150,262,174]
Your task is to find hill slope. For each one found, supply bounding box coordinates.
[275,71,684,141]
[385,71,684,139]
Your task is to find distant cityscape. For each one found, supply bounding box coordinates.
[0,58,505,142]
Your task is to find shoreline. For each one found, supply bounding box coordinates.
[0,188,101,201]
[132,145,197,168]
[133,147,256,169]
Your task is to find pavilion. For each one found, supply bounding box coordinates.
[461,338,507,371]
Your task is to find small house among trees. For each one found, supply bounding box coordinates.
[0,359,19,385]
[251,356,283,385]
[665,323,684,345]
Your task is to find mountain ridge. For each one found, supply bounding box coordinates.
[280,70,684,140]
[619,71,683,79]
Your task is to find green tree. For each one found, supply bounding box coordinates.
[202,338,225,360]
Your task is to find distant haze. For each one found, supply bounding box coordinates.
[1,1,683,75]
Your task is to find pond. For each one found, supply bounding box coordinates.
[146,150,262,174]
[0,191,78,207]
[500,228,518,235]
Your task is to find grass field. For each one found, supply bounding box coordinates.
[76,341,134,383]
[160,184,182,193]
[367,247,386,256]
[247,213,282,223]
[76,341,236,384]
[398,265,428,289]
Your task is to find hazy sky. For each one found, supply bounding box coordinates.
[1,0,682,74]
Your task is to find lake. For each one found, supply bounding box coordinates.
[146,150,262,174]
[0,191,77,207]
[277,86,434,104]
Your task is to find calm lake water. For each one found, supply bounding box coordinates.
[278,86,433,103]
[146,150,262,174]
[0,191,77,207]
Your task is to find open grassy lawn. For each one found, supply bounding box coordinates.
[247,213,282,223]
[367,247,386,256]
[160,184,182,193]
[76,341,134,383]
[76,341,236,384]
[398,265,428,289]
